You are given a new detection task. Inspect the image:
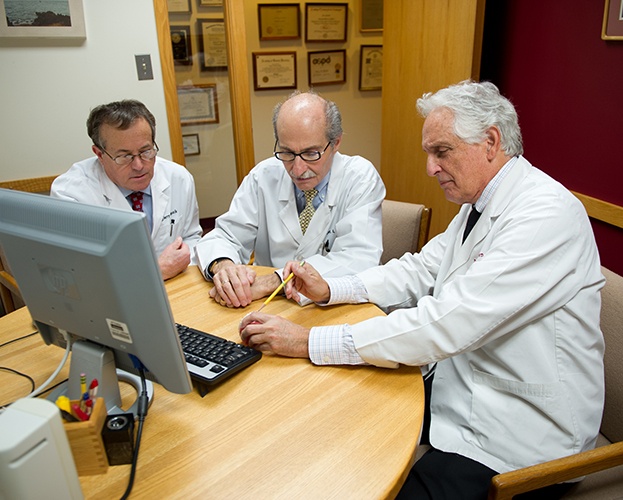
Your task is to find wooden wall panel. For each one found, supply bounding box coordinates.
[381,0,486,238]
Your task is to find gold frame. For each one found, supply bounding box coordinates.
[602,0,623,40]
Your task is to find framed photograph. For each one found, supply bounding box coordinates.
[170,25,192,65]
[183,134,201,156]
[252,52,297,91]
[305,3,348,43]
[308,49,346,86]
[602,0,623,40]
[167,0,191,13]
[360,0,383,32]
[258,4,300,41]
[359,45,383,91]
[0,0,86,39]
[200,0,222,5]
[177,85,219,125]
[198,18,228,70]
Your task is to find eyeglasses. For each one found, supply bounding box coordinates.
[99,143,159,167]
[274,141,331,162]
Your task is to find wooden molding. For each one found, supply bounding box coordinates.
[572,191,623,229]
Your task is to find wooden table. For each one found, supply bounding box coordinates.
[0,266,423,499]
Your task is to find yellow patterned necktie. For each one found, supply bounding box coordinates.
[299,189,318,234]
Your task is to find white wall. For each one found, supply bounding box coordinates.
[0,0,171,181]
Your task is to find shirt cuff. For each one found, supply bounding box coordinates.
[325,275,369,305]
[309,324,367,365]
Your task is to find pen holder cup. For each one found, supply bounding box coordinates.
[63,397,109,475]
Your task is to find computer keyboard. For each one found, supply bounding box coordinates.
[176,323,261,393]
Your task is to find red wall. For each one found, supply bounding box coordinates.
[481,1,623,275]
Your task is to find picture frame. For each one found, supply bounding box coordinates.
[167,0,192,13]
[0,0,86,39]
[360,0,383,33]
[170,25,193,65]
[359,45,383,91]
[177,85,219,125]
[258,4,300,41]
[199,0,222,5]
[305,3,348,43]
[602,0,623,40]
[252,51,297,91]
[198,18,228,70]
[183,134,201,156]
[308,49,346,86]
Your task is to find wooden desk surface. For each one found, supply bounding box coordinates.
[0,266,423,499]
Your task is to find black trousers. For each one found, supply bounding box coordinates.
[396,370,574,500]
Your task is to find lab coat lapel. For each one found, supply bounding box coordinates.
[151,167,170,237]
[443,157,531,281]
[278,174,301,242]
[96,166,128,207]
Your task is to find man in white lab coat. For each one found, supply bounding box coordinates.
[195,91,385,308]
[52,100,202,280]
[239,81,605,499]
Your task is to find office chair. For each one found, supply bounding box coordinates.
[380,199,431,264]
[488,266,623,499]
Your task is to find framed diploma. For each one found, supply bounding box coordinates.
[177,85,219,125]
[602,0,623,40]
[305,3,348,43]
[359,45,382,91]
[308,49,346,86]
[167,0,191,13]
[183,134,201,156]
[258,4,300,41]
[360,0,383,32]
[198,18,228,70]
[252,52,297,91]
[170,25,192,65]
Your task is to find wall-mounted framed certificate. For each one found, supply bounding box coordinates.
[258,4,300,41]
[305,3,348,42]
[252,51,297,91]
[178,84,219,125]
[308,49,346,86]
[359,45,382,91]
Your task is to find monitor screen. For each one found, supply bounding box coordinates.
[0,188,192,413]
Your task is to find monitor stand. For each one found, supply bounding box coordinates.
[48,340,153,418]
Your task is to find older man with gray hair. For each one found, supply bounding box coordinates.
[240,81,605,499]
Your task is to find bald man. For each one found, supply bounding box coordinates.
[195,91,386,308]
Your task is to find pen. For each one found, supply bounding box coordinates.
[170,218,175,236]
[89,378,99,399]
[257,261,305,313]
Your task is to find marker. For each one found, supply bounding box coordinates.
[72,403,90,422]
[257,261,305,313]
[89,378,99,399]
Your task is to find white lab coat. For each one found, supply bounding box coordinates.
[51,157,202,261]
[352,156,605,473]
[195,152,386,278]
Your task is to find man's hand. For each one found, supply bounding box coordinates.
[239,312,310,357]
[283,261,330,304]
[211,261,280,308]
[158,236,191,280]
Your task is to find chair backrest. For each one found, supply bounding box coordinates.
[0,175,58,315]
[600,266,623,443]
[381,199,431,264]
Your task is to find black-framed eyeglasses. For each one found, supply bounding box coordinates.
[273,141,331,162]
[99,143,159,167]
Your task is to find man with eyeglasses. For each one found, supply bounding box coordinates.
[51,99,202,280]
[195,91,386,308]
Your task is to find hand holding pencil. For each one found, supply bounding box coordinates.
[257,261,305,312]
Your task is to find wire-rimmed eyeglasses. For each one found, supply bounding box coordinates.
[273,141,331,162]
[99,143,159,167]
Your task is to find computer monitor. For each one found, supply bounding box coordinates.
[0,188,192,414]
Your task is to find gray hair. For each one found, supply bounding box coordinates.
[272,90,343,145]
[417,80,523,157]
[87,99,156,149]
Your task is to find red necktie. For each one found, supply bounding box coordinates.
[129,191,144,212]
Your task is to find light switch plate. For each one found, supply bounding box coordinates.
[135,54,154,81]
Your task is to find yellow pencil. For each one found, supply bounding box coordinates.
[257,261,305,312]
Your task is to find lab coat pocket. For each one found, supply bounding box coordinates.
[470,368,574,469]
